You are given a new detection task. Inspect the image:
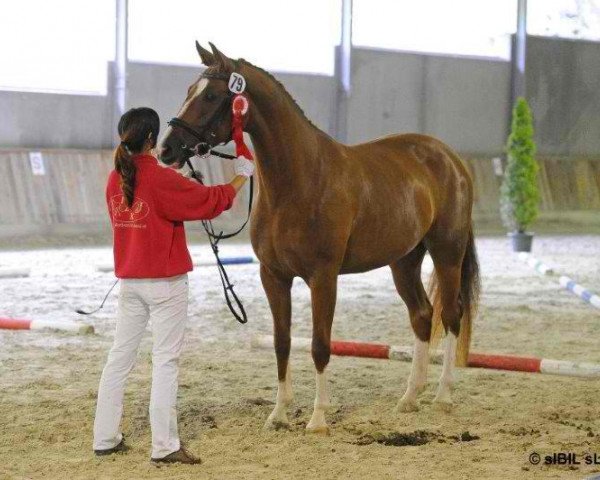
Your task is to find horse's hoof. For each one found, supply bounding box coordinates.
[305,425,330,436]
[432,399,454,413]
[263,419,290,431]
[396,399,419,413]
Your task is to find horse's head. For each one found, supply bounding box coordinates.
[158,42,242,168]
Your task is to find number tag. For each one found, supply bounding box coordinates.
[228,72,246,94]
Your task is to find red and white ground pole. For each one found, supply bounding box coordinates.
[251,335,600,379]
[0,318,93,334]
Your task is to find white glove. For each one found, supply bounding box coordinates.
[233,156,255,177]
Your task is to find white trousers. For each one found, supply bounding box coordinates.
[93,274,189,459]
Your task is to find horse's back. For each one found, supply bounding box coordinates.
[350,133,468,175]
[347,132,472,208]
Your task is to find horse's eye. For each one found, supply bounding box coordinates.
[205,91,217,101]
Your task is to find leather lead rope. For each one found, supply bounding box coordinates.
[75,278,119,315]
[185,156,253,324]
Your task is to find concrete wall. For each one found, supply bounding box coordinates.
[126,62,201,139]
[0,90,113,149]
[526,36,600,156]
[348,48,511,152]
[0,63,336,150]
[2,36,599,157]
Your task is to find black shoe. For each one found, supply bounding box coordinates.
[94,438,129,456]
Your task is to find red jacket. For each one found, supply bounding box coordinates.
[106,154,236,278]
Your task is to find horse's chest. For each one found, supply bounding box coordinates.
[252,214,308,255]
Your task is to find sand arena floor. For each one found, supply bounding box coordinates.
[1,235,599,480]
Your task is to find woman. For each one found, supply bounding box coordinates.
[93,107,254,464]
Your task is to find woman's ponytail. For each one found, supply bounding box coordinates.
[113,107,160,207]
[114,141,136,207]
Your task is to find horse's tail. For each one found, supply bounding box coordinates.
[428,226,480,367]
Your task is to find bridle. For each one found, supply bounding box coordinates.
[167,66,254,325]
[167,69,237,158]
[166,65,253,240]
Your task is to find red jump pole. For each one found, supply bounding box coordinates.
[467,352,541,373]
[0,318,33,330]
[331,340,390,359]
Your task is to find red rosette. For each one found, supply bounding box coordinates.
[231,94,253,160]
[232,94,249,117]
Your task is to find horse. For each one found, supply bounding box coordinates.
[159,43,480,434]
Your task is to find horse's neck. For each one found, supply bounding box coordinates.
[245,73,335,203]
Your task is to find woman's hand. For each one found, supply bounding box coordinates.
[234,157,255,178]
[230,156,255,192]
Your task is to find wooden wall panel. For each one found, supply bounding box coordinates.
[462,154,600,215]
[0,149,598,235]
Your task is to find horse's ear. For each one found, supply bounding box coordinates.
[196,41,215,66]
[209,42,234,72]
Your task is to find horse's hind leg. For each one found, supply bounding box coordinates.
[430,264,462,409]
[390,243,433,413]
[426,237,467,410]
[261,265,294,430]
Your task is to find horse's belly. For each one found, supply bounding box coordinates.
[339,258,397,274]
[339,198,433,273]
[339,234,420,274]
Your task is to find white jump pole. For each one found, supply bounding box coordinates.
[517,253,599,310]
[559,276,600,310]
[0,268,31,279]
[517,252,554,275]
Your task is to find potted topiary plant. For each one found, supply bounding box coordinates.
[500,97,540,252]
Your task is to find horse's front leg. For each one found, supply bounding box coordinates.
[261,265,294,430]
[306,270,338,435]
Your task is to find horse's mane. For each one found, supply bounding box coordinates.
[238,58,321,132]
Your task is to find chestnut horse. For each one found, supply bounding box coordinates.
[159,43,480,434]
